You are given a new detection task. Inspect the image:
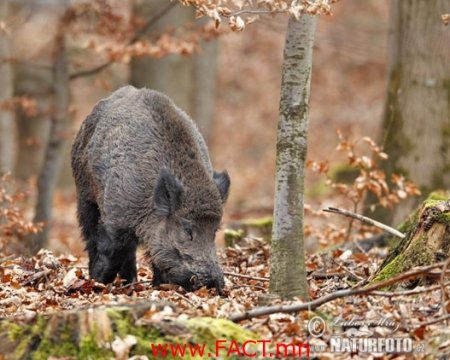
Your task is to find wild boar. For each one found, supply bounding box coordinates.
[71,86,230,292]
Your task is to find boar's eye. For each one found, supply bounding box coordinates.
[183,224,193,240]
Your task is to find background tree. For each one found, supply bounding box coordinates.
[365,0,450,226]
[0,1,14,175]
[130,1,218,142]
[27,8,70,254]
[269,14,317,299]
[12,3,56,181]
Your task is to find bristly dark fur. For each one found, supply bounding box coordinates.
[71,86,230,291]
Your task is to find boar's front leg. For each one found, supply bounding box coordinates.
[76,191,138,284]
[90,226,138,284]
[118,230,138,283]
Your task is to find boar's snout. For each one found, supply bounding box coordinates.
[153,262,224,294]
[189,266,225,294]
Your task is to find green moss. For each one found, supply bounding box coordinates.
[423,192,450,223]
[32,322,78,360]
[107,307,161,354]
[2,310,259,359]
[373,234,435,284]
[224,229,245,247]
[181,317,257,359]
[79,332,113,359]
[305,179,332,198]
[6,317,49,359]
[424,191,450,202]
[329,163,360,184]
[242,217,273,242]
[242,216,273,229]
[183,318,256,344]
[396,209,419,234]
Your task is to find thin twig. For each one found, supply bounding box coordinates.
[69,1,177,80]
[229,262,443,322]
[370,281,450,297]
[323,206,405,239]
[440,258,450,320]
[235,284,267,291]
[117,280,153,290]
[21,269,52,286]
[223,271,269,282]
[0,255,14,264]
[173,292,197,307]
[418,314,450,327]
[309,272,358,280]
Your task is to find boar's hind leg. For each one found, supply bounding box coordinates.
[76,197,101,276]
[91,226,138,284]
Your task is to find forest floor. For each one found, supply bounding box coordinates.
[4,1,447,358]
[0,236,448,358]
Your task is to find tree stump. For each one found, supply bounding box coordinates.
[373,192,450,283]
[0,302,255,359]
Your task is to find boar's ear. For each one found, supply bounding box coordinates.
[213,170,230,202]
[154,169,184,216]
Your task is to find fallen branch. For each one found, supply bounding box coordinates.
[21,269,52,286]
[173,292,198,307]
[370,281,450,298]
[117,280,153,290]
[223,271,269,282]
[323,206,405,239]
[309,272,358,280]
[229,262,443,322]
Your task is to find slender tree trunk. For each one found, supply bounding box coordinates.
[365,0,450,226]
[191,20,218,144]
[130,1,195,113]
[12,3,55,181]
[269,15,317,299]
[130,2,218,143]
[0,1,15,175]
[27,28,70,254]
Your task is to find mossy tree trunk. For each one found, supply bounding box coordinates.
[365,0,450,226]
[269,14,317,300]
[0,303,255,359]
[373,192,450,283]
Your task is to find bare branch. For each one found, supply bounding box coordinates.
[229,262,443,322]
[323,206,406,239]
[418,314,450,327]
[370,281,450,298]
[69,1,177,80]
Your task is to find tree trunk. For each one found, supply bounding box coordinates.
[130,1,218,143]
[365,0,450,226]
[26,27,70,254]
[130,1,195,114]
[269,15,317,299]
[12,4,56,182]
[373,192,450,283]
[0,2,15,175]
[191,19,218,144]
[0,302,254,359]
